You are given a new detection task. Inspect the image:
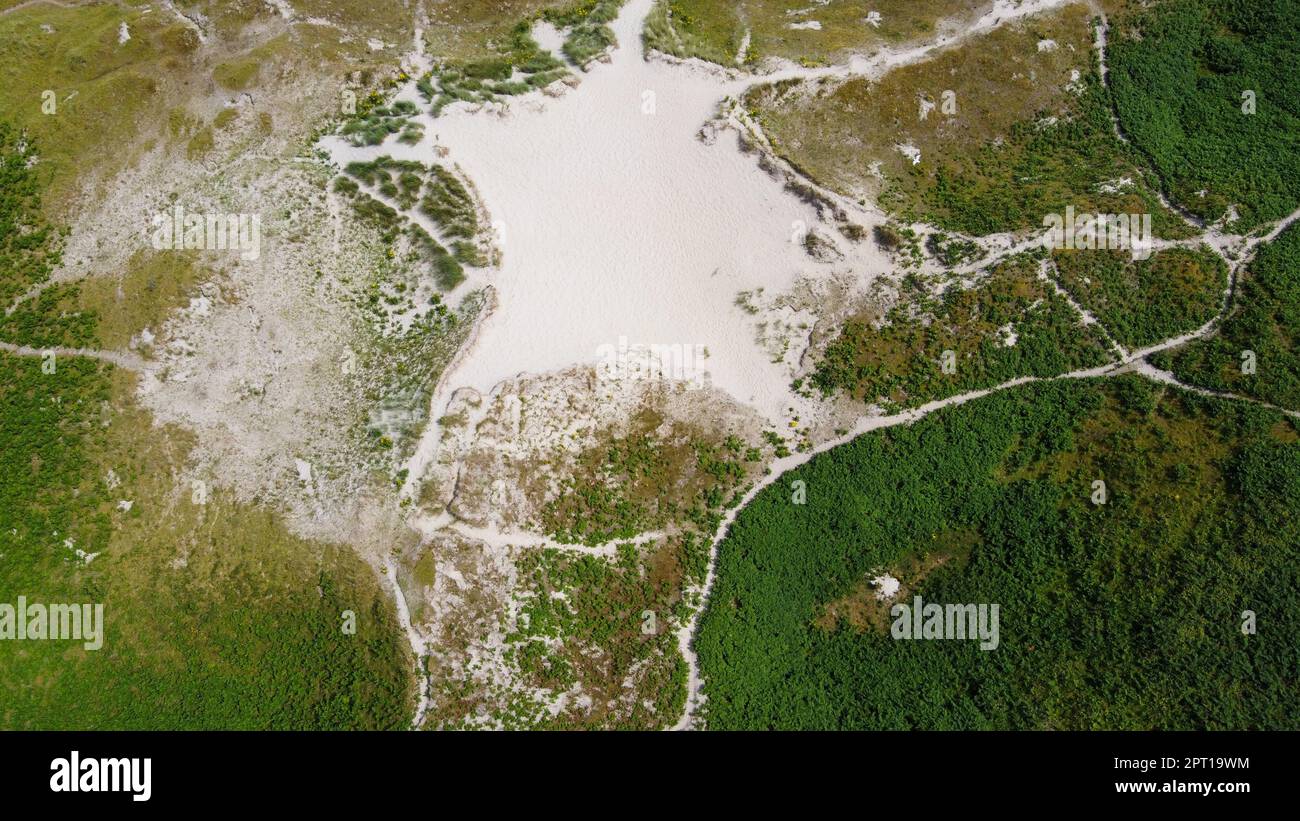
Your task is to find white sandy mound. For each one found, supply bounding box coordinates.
[872,574,901,600]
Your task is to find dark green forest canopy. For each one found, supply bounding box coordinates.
[1108,0,1300,228]
[697,377,1300,729]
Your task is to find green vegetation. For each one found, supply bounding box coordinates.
[358,288,484,459]
[1153,224,1300,410]
[0,0,414,211]
[74,252,207,350]
[419,0,576,62]
[644,0,990,67]
[926,232,988,269]
[409,225,466,291]
[0,358,416,729]
[345,156,427,209]
[349,191,402,231]
[0,3,179,212]
[491,543,689,729]
[212,56,260,91]
[0,282,97,349]
[747,4,1189,238]
[1051,245,1228,349]
[0,122,64,310]
[698,377,1300,729]
[337,156,487,293]
[419,166,481,241]
[342,157,483,250]
[340,99,422,147]
[0,126,414,729]
[811,252,1114,407]
[643,0,740,65]
[543,0,625,65]
[420,36,566,116]
[419,20,562,114]
[540,411,754,545]
[1107,0,1300,228]
[431,403,761,729]
[417,0,624,114]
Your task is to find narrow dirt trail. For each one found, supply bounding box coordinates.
[0,340,152,372]
[302,0,1300,729]
[665,5,1300,727]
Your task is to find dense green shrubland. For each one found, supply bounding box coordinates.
[1051,245,1228,349]
[1153,224,1300,409]
[898,75,1188,237]
[698,378,1300,729]
[1107,0,1300,228]
[0,123,65,319]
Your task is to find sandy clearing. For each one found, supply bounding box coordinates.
[323,0,863,443]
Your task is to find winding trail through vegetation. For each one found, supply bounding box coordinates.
[665,3,1300,728]
[14,0,1298,731]
[0,340,151,372]
[384,556,431,728]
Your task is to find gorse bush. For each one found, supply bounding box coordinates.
[1051,245,1228,350]
[811,253,1114,406]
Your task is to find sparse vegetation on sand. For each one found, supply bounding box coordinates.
[424,402,764,730]
[539,413,756,546]
[810,252,1114,408]
[337,156,491,290]
[340,99,422,147]
[643,0,994,67]
[418,1,625,115]
[746,3,1189,238]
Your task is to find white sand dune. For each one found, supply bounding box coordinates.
[327,0,830,427]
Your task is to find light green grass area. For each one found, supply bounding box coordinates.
[0,124,414,729]
[0,3,185,212]
[0,363,416,729]
[644,0,993,67]
[0,1,410,216]
[74,251,208,350]
[747,3,1188,237]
